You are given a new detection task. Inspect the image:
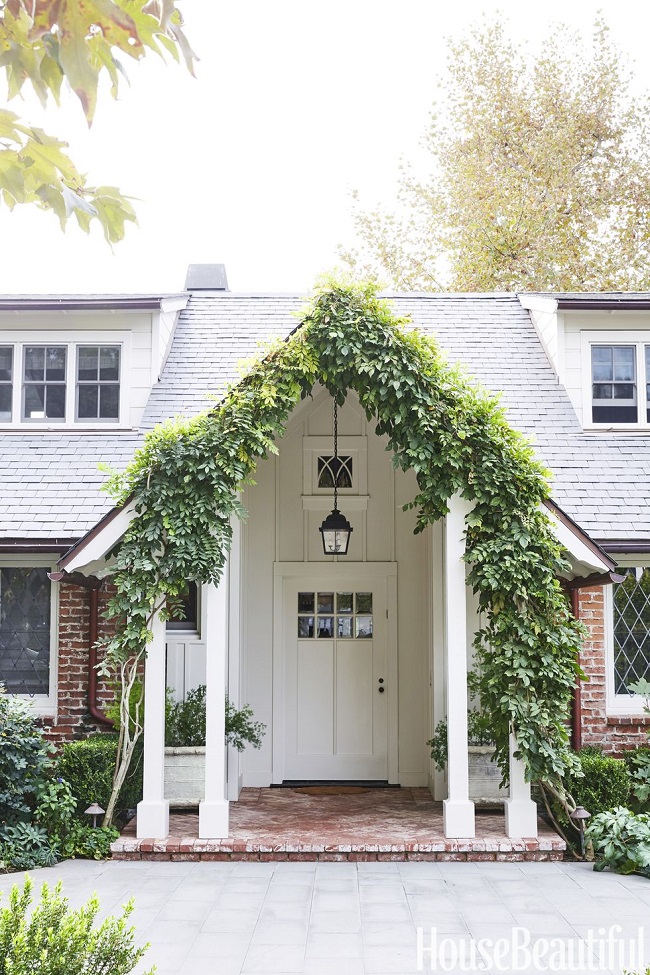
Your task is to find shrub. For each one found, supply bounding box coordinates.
[165,685,266,751]
[57,735,142,821]
[563,750,630,818]
[624,747,650,812]
[58,823,119,861]
[0,687,52,828]
[0,876,153,974]
[0,823,57,872]
[586,806,650,877]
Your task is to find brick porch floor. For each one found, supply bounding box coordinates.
[111,787,566,862]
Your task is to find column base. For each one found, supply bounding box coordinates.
[443,798,475,838]
[199,799,230,838]
[504,798,538,838]
[136,799,170,839]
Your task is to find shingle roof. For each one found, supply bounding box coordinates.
[144,292,650,545]
[2,291,649,544]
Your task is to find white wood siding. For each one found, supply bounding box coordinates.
[0,309,156,429]
[239,386,478,788]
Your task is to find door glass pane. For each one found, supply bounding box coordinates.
[0,346,12,382]
[337,616,353,638]
[24,346,45,381]
[356,592,372,613]
[356,615,373,638]
[99,384,119,419]
[337,592,353,614]
[298,592,314,613]
[78,385,98,418]
[298,616,314,638]
[77,347,99,381]
[317,592,334,614]
[45,385,65,418]
[613,346,635,382]
[317,617,334,638]
[45,347,66,382]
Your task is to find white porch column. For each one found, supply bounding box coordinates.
[137,609,170,838]
[199,570,230,838]
[504,732,538,837]
[443,493,475,839]
[227,511,242,801]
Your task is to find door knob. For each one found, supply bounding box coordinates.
[378,686,385,693]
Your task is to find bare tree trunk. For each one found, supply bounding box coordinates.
[103,654,145,827]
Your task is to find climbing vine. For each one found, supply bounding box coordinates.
[100,278,583,816]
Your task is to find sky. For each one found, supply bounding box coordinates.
[1,0,650,295]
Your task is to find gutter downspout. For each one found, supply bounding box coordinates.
[88,588,114,727]
[570,588,582,751]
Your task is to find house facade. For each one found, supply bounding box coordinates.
[1,267,649,840]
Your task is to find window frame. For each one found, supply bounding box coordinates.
[606,554,650,716]
[581,331,650,430]
[74,344,122,423]
[22,344,68,423]
[0,331,131,430]
[0,556,59,717]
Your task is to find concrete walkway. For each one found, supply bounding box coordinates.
[1,859,649,975]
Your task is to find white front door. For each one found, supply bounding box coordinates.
[281,572,391,780]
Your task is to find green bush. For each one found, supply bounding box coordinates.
[0,876,153,974]
[586,806,650,877]
[165,685,266,751]
[58,823,119,861]
[563,750,631,817]
[624,747,650,811]
[0,687,52,829]
[57,735,142,821]
[0,823,57,872]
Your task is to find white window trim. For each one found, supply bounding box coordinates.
[302,435,368,496]
[0,556,59,718]
[0,330,132,430]
[581,330,650,431]
[606,554,650,716]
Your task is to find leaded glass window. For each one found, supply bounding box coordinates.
[317,456,353,490]
[0,568,52,695]
[613,567,650,693]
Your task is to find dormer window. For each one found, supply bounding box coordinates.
[583,335,650,428]
[591,345,638,424]
[23,346,67,421]
[76,346,120,420]
[0,339,126,427]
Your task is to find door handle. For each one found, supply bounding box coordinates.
[378,687,385,693]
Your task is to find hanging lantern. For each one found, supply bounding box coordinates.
[319,399,353,555]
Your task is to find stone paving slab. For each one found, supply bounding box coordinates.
[1,859,648,974]
[112,788,565,861]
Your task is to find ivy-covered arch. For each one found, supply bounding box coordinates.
[102,279,583,808]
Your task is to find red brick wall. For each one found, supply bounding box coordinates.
[577,584,650,754]
[40,581,117,747]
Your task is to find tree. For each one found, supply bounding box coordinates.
[343,18,650,293]
[0,1,196,243]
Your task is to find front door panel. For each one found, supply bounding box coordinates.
[283,580,388,780]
